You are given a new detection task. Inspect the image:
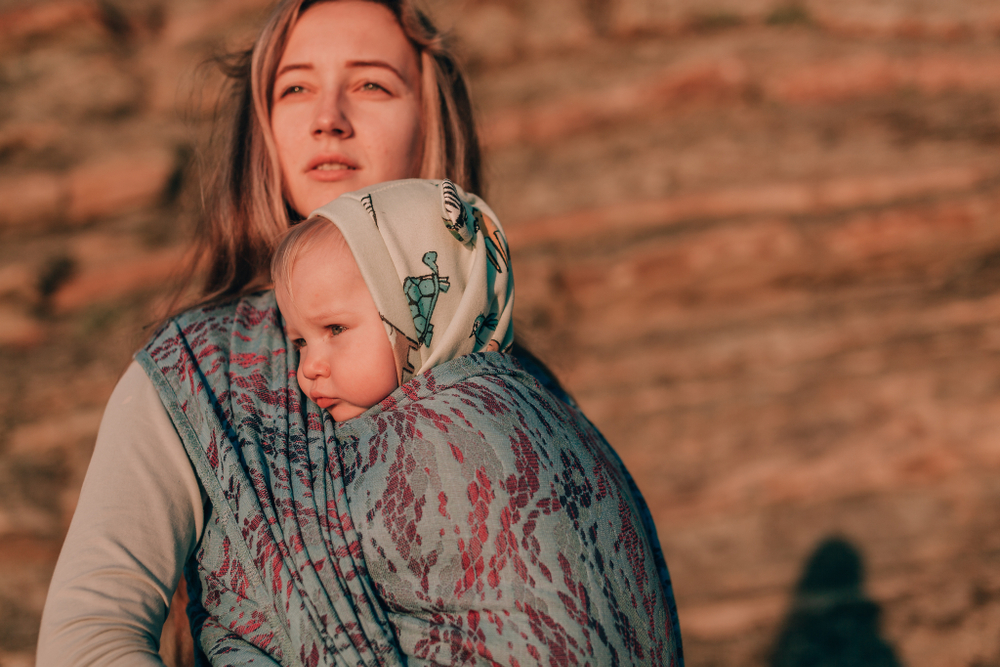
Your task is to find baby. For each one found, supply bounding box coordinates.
[271,178,515,420]
[254,179,676,666]
[272,221,399,421]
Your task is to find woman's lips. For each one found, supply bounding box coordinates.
[306,155,359,182]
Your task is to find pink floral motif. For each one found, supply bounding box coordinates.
[140,291,683,665]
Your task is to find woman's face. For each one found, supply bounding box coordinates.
[271,1,424,216]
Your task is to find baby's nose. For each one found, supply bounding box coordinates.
[301,351,330,379]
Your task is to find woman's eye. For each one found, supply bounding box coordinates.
[280,85,306,98]
[329,325,346,336]
[360,81,388,94]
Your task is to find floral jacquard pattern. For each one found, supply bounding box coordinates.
[138,291,683,666]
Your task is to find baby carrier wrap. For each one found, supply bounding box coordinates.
[138,180,683,665]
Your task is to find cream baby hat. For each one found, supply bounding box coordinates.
[308,179,514,385]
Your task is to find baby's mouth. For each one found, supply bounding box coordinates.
[313,395,337,409]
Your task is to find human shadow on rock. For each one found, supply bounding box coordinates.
[769,536,902,667]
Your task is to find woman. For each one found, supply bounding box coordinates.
[37,1,682,664]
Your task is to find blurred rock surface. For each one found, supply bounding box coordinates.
[2,0,1000,664]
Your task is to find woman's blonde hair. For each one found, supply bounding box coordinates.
[177,0,481,310]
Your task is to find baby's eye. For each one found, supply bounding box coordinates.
[291,338,305,350]
[328,325,346,336]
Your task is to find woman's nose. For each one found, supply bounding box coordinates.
[311,91,353,137]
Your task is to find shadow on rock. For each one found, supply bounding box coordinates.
[770,536,902,667]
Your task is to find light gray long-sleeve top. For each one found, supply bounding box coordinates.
[36,361,205,666]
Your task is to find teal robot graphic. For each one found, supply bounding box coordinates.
[404,251,450,347]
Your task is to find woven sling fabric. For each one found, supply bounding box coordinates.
[138,291,683,666]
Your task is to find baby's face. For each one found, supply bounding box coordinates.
[276,234,398,421]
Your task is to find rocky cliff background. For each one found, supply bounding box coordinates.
[2,0,1000,665]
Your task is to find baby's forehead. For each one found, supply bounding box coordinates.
[273,217,356,291]
[285,259,380,332]
[295,224,353,267]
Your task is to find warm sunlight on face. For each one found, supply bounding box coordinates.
[271,1,424,216]
[275,231,398,421]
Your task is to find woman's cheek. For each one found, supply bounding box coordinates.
[271,105,313,201]
[369,101,423,180]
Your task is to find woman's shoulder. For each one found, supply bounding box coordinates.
[154,290,279,336]
[144,290,282,356]
[509,343,577,408]
[139,290,289,413]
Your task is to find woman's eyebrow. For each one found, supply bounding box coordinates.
[275,62,313,78]
[346,60,407,81]
[275,60,408,82]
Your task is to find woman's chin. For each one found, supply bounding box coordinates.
[294,180,364,214]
